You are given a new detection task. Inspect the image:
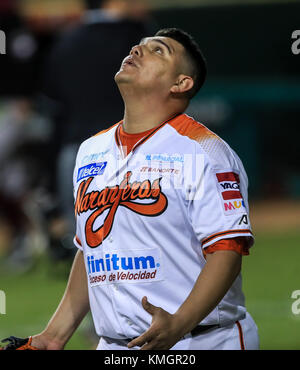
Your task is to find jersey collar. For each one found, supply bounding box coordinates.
[114,113,183,158]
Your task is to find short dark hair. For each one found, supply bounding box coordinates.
[155,28,207,99]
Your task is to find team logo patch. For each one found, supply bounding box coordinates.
[216,171,246,215]
[77,162,107,182]
[86,248,163,287]
[75,171,168,248]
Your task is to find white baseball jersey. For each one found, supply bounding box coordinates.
[73,113,254,340]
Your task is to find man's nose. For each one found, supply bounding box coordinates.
[130,45,143,57]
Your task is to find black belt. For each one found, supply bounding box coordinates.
[123,324,218,343]
[190,324,219,336]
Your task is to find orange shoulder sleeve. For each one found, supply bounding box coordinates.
[203,237,250,258]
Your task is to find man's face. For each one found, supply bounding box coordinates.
[115,36,186,95]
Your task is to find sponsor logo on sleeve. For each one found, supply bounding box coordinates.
[216,171,246,215]
[86,248,163,287]
[77,162,107,182]
[239,214,249,225]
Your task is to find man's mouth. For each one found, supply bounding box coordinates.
[123,56,138,68]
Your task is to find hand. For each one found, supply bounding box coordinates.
[31,332,65,350]
[127,296,186,350]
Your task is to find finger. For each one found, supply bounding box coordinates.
[140,340,160,350]
[127,329,154,349]
[141,296,158,315]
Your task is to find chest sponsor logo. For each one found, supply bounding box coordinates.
[216,172,246,215]
[86,248,162,287]
[145,154,184,163]
[81,150,110,165]
[75,171,168,248]
[77,162,107,182]
[140,166,180,175]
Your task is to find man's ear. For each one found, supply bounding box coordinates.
[170,74,194,94]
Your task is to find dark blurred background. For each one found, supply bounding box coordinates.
[0,0,299,349]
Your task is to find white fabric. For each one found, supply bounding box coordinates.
[96,312,259,350]
[73,114,255,340]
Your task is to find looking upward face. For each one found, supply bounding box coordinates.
[115,36,190,95]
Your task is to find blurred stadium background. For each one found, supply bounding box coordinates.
[0,0,300,350]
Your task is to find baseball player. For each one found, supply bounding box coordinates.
[1,28,259,350]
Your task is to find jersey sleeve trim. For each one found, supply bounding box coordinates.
[73,235,83,250]
[203,237,250,258]
[202,229,253,249]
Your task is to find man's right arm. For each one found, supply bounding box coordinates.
[31,250,90,350]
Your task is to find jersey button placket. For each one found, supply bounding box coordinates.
[126,319,133,326]
[106,235,117,289]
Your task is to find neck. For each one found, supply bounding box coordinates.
[121,91,186,134]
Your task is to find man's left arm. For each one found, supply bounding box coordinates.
[128,249,241,350]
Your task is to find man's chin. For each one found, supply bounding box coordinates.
[114,70,133,85]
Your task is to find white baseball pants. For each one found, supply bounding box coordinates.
[96,312,259,350]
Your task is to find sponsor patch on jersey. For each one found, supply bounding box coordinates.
[86,248,163,287]
[145,154,184,163]
[77,162,107,182]
[81,150,110,165]
[216,171,246,215]
[140,166,181,175]
[222,200,246,215]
